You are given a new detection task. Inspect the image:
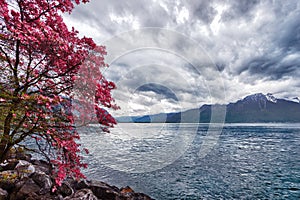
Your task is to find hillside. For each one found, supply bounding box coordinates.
[116,93,300,123]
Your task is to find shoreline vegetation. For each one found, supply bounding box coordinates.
[0,150,154,200]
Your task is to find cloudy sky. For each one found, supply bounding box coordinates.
[64,0,300,117]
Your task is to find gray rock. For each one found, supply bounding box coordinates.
[15,160,30,168]
[64,189,98,200]
[73,180,90,190]
[120,186,154,200]
[15,160,35,178]
[9,178,29,200]
[31,172,52,195]
[129,193,155,200]
[14,179,40,200]
[1,158,155,200]
[14,177,28,191]
[31,160,51,174]
[120,186,134,197]
[88,180,121,200]
[58,182,74,197]
[0,188,8,200]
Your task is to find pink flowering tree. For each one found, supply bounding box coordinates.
[0,0,118,187]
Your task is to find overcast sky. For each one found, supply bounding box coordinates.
[64,0,300,117]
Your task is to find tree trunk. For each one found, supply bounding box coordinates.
[0,140,10,163]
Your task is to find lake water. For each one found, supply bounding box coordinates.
[78,123,300,199]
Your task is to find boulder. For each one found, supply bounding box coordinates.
[13,177,29,193]
[14,178,40,200]
[120,186,154,200]
[88,180,121,200]
[129,193,154,200]
[0,158,155,200]
[120,186,134,197]
[73,179,90,190]
[15,160,35,178]
[58,182,74,197]
[0,188,8,200]
[31,172,52,195]
[31,160,51,174]
[64,189,97,200]
[23,192,61,200]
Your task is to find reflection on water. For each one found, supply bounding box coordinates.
[79,123,300,199]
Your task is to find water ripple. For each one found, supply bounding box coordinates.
[80,123,300,199]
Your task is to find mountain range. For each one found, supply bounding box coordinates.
[116,93,300,123]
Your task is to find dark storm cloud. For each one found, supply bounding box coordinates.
[276,14,300,52]
[65,0,300,115]
[136,83,179,101]
[236,6,300,81]
[241,54,299,80]
[221,0,260,21]
[184,0,216,23]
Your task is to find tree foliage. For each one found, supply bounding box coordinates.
[0,0,118,187]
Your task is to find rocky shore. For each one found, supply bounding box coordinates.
[0,153,154,200]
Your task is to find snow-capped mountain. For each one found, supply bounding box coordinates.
[241,93,300,104]
[292,97,300,103]
[242,93,277,103]
[117,93,300,123]
[266,93,277,103]
[283,97,300,103]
